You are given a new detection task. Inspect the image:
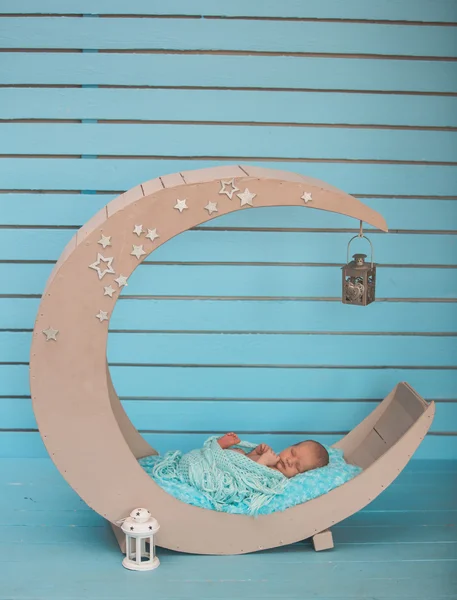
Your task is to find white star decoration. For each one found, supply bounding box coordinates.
[42,327,59,341]
[96,310,109,323]
[133,224,144,237]
[301,192,313,204]
[237,188,256,207]
[204,201,218,215]
[89,254,115,280]
[174,199,188,213]
[131,245,146,260]
[219,179,239,199]
[146,228,160,242]
[97,235,111,249]
[114,275,128,287]
[103,285,116,298]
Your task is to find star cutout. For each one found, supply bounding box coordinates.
[237,188,256,207]
[219,179,239,199]
[301,192,313,204]
[42,327,59,341]
[97,235,111,249]
[103,285,116,298]
[95,310,109,323]
[130,526,134,531]
[114,275,128,288]
[146,228,160,243]
[133,224,144,237]
[131,244,146,260]
[89,254,115,280]
[174,198,188,213]
[149,526,153,530]
[204,201,218,215]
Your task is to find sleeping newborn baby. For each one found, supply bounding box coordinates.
[218,432,329,478]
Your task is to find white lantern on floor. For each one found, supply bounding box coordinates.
[120,508,160,571]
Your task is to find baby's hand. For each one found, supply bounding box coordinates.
[257,447,280,467]
[254,443,272,456]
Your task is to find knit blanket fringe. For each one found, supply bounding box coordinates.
[151,436,288,515]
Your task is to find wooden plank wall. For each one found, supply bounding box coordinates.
[0,0,456,459]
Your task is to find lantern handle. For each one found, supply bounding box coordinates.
[347,234,374,267]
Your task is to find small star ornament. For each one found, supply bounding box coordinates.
[174,199,188,213]
[146,228,160,242]
[131,245,146,260]
[133,224,144,237]
[219,179,239,199]
[103,285,116,298]
[115,275,128,287]
[97,235,111,249]
[204,201,218,215]
[42,327,59,341]
[301,192,313,204]
[237,188,256,207]
[96,310,109,323]
[89,254,115,280]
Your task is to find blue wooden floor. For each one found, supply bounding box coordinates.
[0,459,456,600]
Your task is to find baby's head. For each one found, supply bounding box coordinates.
[276,440,329,478]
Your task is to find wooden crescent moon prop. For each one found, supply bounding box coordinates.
[30,165,434,555]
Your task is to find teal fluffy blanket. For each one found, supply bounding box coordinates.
[140,438,362,516]
[150,436,288,515]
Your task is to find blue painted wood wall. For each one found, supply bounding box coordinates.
[0,1,456,459]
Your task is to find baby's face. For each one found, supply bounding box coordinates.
[276,443,311,478]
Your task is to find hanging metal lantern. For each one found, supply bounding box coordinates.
[342,229,376,306]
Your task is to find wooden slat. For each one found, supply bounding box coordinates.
[6,506,452,529]
[4,331,457,366]
[2,123,457,162]
[2,89,457,127]
[1,159,456,196]
[1,263,456,299]
[4,0,457,23]
[2,298,456,333]
[0,549,455,599]
[3,53,457,92]
[159,172,185,189]
[1,455,454,479]
[2,18,457,57]
[2,364,457,399]
[2,456,455,483]
[2,195,457,231]
[1,522,456,545]
[0,551,455,599]
[0,430,455,459]
[2,229,457,264]
[1,398,455,432]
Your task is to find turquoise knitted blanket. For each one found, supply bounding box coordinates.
[150,436,288,514]
[140,442,362,516]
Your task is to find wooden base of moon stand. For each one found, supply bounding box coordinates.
[29,165,435,555]
[312,529,334,552]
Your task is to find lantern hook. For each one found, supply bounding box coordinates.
[347,222,374,267]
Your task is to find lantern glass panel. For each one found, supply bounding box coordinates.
[342,262,376,306]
